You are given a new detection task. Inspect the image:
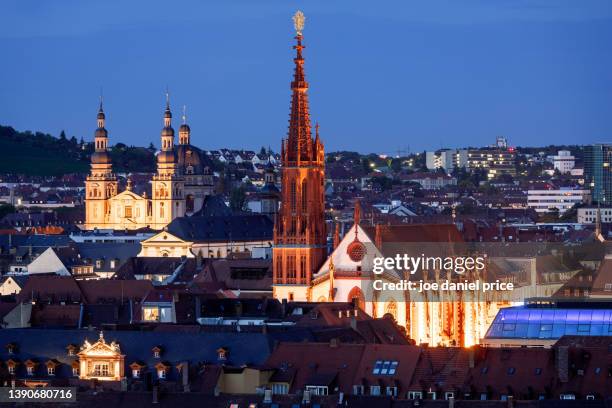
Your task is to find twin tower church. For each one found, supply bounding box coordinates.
[85,99,214,231]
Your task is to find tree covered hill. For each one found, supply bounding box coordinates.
[0,125,156,176]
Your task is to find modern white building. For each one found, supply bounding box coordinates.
[551,150,575,174]
[527,188,591,215]
[425,149,468,171]
[577,207,612,223]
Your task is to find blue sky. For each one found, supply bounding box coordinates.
[1,0,611,154]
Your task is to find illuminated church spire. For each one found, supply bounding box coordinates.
[161,89,174,151]
[273,11,327,300]
[157,89,177,175]
[284,10,316,164]
[91,96,111,168]
[85,95,118,229]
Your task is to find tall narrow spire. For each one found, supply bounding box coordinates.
[272,11,327,298]
[157,90,177,171]
[94,99,108,154]
[164,88,172,128]
[285,10,313,164]
[595,200,602,239]
[90,98,112,174]
[97,93,105,129]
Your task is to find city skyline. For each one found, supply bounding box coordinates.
[1,0,611,153]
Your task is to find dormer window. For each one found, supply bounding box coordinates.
[6,359,18,375]
[66,344,77,356]
[46,360,59,376]
[71,361,80,377]
[152,346,162,359]
[6,343,16,354]
[155,362,168,379]
[129,362,144,378]
[217,347,228,361]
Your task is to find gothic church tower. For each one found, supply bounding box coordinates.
[273,11,327,301]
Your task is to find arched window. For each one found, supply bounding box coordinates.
[384,299,398,322]
[347,286,365,311]
[160,202,164,218]
[290,180,296,211]
[186,195,195,212]
[301,180,308,211]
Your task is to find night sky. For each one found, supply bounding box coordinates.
[1,0,611,154]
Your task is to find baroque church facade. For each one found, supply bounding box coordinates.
[84,99,213,231]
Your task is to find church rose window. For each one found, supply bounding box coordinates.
[347,240,366,262]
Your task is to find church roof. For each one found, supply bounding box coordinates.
[0,328,272,381]
[192,195,233,217]
[176,144,205,175]
[361,224,464,244]
[167,215,273,243]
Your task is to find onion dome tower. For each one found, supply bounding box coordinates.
[85,97,118,229]
[151,91,186,228]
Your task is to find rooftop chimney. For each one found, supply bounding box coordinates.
[468,347,475,368]
[152,385,159,404]
[264,389,273,404]
[556,345,569,383]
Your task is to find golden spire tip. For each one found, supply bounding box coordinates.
[293,10,305,36]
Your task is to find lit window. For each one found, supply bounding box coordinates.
[386,386,397,397]
[48,366,55,376]
[158,369,166,379]
[407,391,422,400]
[93,363,110,377]
[272,384,288,395]
[132,369,140,378]
[27,366,34,376]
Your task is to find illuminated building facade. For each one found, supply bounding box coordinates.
[272,11,327,302]
[84,98,213,231]
[77,332,125,381]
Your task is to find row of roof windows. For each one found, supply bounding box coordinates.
[371,360,398,375]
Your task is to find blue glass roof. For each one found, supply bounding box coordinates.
[485,306,612,339]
